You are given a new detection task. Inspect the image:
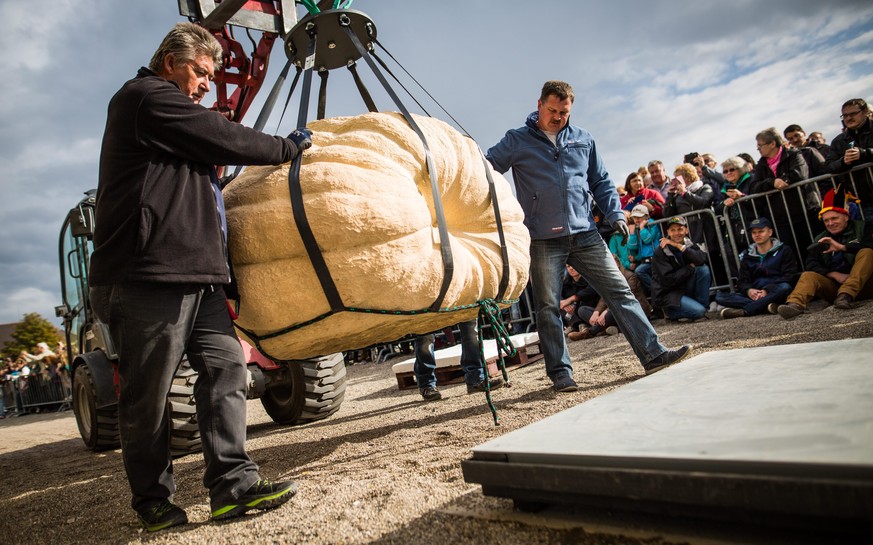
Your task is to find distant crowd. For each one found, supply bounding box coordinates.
[1,341,70,418]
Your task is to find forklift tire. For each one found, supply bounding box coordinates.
[168,360,201,457]
[73,365,120,451]
[261,352,347,425]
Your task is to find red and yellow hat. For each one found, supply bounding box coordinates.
[819,185,859,220]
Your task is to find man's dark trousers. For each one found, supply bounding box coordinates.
[90,282,259,512]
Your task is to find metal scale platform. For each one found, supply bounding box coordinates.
[462,338,873,534]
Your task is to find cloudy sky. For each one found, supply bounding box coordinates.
[1,0,871,327]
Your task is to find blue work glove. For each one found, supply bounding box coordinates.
[288,127,312,153]
[614,220,630,246]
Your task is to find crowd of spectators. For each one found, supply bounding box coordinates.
[1,341,70,418]
[562,97,873,341]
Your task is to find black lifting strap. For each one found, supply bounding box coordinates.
[475,141,511,301]
[231,58,295,180]
[317,69,329,120]
[343,25,454,312]
[288,27,345,313]
[348,61,377,113]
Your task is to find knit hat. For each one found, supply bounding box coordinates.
[818,185,858,220]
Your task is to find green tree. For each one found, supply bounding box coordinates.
[3,313,62,359]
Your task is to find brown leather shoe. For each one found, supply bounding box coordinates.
[777,302,804,320]
[834,293,855,310]
[567,328,593,341]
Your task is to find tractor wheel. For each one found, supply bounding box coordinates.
[168,359,201,457]
[72,365,120,451]
[261,352,347,425]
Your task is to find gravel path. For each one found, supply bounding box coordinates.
[1,300,870,545]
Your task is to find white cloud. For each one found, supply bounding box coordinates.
[2,287,60,325]
[3,137,101,179]
[0,0,80,71]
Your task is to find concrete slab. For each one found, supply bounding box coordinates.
[462,338,873,533]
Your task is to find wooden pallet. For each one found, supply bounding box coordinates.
[393,340,543,390]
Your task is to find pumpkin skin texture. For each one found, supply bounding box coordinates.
[224,112,530,360]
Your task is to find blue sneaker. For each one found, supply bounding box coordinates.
[552,375,578,393]
[644,344,692,375]
[212,479,297,521]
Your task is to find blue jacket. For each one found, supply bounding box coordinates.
[486,112,623,240]
[626,223,660,262]
[736,239,799,294]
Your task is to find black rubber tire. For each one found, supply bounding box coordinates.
[72,365,120,451]
[260,352,347,425]
[167,359,201,457]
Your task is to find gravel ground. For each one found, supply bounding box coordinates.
[1,299,871,545]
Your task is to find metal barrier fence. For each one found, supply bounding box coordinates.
[642,163,873,295]
[2,371,72,415]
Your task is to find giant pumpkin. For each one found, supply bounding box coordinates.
[224,112,530,360]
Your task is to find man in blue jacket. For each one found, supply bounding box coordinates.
[715,217,798,318]
[486,80,690,392]
[90,23,311,532]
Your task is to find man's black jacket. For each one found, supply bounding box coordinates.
[91,68,300,285]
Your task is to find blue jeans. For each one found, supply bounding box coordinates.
[90,282,259,513]
[414,320,485,388]
[634,263,653,294]
[530,230,667,381]
[664,265,711,320]
[715,282,793,316]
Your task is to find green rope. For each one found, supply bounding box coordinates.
[475,299,518,426]
[298,0,320,15]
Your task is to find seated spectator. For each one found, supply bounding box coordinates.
[621,171,665,219]
[715,217,798,318]
[663,163,715,247]
[560,263,600,334]
[609,210,633,271]
[778,186,873,319]
[826,98,873,219]
[626,204,660,293]
[751,127,811,258]
[646,160,671,201]
[651,216,711,321]
[569,256,652,341]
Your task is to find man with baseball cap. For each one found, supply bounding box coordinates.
[650,216,712,321]
[778,187,873,318]
[715,217,799,318]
